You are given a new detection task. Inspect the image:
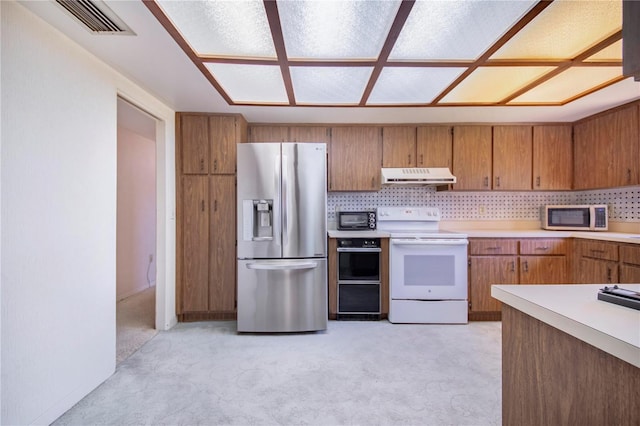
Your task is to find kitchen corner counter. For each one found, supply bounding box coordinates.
[327,230,390,238]
[492,284,640,367]
[443,228,640,244]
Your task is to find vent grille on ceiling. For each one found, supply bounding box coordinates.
[55,0,135,35]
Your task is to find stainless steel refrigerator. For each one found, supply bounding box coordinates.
[237,143,327,332]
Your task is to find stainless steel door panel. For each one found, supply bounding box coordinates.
[237,143,282,259]
[237,259,328,332]
[282,143,327,258]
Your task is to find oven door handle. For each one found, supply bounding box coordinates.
[391,239,469,246]
[337,248,382,253]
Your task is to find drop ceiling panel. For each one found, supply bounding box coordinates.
[585,40,622,62]
[290,66,373,104]
[491,1,621,60]
[441,66,555,104]
[368,67,466,104]
[278,0,400,60]
[389,0,537,60]
[509,67,623,104]
[156,0,275,58]
[205,64,288,104]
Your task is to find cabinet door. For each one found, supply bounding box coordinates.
[533,125,573,190]
[182,176,209,312]
[289,126,330,144]
[209,116,237,174]
[574,105,639,189]
[520,256,567,284]
[248,126,289,142]
[416,126,452,168]
[209,175,236,312]
[469,256,518,312]
[620,244,640,283]
[493,126,532,190]
[575,258,618,284]
[181,115,209,174]
[329,127,382,191]
[452,126,492,190]
[620,264,640,283]
[382,127,416,167]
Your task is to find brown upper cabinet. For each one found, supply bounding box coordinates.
[330,126,382,191]
[492,126,533,190]
[416,126,453,168]
[574,103,639,190]
[247,125,289,142]
[452,126,492,190]
[382,127,417,167]
[289,126,331,144]
[180,114,246,175]
[532,125,573,190]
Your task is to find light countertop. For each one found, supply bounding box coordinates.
[492,284,640,368]
[443,229,640,244]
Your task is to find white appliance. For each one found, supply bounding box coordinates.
[542,204,608,231]
[237,143,328,333]
[378,207,469,324]
[381,167,456,186]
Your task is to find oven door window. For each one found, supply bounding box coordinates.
[338,252,380,281]
[390,241,467,300]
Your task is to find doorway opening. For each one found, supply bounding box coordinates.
[116,97,158,363]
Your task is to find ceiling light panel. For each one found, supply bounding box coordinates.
[584,40,622,62]
[491,1,621,60]
[389,0,536,60]
[290,67,373,104]
[277,0,400,59]
[440,66,555,103]
[205,64,288,104]
[509,67,623,104]
[368,67,466,104]
[156,0,275,58]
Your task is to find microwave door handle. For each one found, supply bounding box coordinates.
[589,206,595,230]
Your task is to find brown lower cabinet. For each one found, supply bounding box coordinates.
[468,238,568,321]
[179,175,236,320]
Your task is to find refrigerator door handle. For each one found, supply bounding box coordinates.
[245,261,319,271]
[282,154,288,246]
[274,154,282,248]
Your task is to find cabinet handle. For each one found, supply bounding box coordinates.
[590,249,605,255]
[201,200,205,212]
[200,158,205,171]
[214,200,218,212]
[536,176,541,187]
[214,159,218,171]
[495,176,501,188]
[419,154,424,165]
[510,261,515,272]
[535,247,550,251]
[523,261,528,272]
[408,154,412,165]
[606,267,612,283]
[486,246,502,251]
[484,177,489,188]
[371,177,375,188]
[627,169,632,183]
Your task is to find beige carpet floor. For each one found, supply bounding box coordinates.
[116,286,157,364]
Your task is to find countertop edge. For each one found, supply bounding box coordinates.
[491,285,640,368]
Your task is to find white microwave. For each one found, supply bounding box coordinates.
[542,205,608,231]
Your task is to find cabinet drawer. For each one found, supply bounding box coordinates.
[620,244,640,266]
[576,239,618,261]
[469,239,518,255]
[519,239,567,255]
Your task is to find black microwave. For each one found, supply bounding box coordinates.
[542,204,608,231]
[336,210,377,230]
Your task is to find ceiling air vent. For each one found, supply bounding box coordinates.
[55,0,135,35]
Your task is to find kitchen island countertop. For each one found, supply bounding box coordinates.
[492,284,640,367]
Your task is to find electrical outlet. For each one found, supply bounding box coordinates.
[478,205,486,215]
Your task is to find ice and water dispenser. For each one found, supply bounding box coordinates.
[242,199,273,241]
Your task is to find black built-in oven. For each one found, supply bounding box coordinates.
[337,238,381,320]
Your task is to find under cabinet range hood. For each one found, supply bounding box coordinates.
[381,167,456,186]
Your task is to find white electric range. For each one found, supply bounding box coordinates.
[377,207,469,324]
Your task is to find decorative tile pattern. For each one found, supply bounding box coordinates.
[328,186,640,222]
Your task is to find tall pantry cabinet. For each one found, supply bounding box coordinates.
[177,113,247,321]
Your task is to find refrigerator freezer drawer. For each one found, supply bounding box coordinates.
[237,259,328,332]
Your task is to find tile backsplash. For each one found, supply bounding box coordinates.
[328,186,640,222]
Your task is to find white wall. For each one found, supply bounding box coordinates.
[1,2,176,424]
[117,126,156,300]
